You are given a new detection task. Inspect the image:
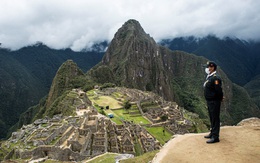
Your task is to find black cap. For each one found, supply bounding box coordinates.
[204,61,217,69]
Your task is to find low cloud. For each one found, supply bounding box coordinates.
[0,0,259,51]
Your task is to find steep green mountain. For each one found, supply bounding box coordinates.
[0,45,103,138]
[12,43,104,88]
[44,60,84,112]
[160,36,260,86]
[88,19,260,125]
[15,60,94,129]
[159,36,260,109]
[0,49,45,138]
[244,75,260,107]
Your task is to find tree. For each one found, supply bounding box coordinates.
[124,100,132,113]
[100,109,106,116]
[163,129,165,136]
[160,115,168,121]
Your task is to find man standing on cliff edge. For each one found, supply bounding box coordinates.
[203,61,223,144]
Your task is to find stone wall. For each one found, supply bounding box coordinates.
[19,145,88,162]
[55,126,75,146]
[43,125,68,145]
[4,149,14,160]
[80,131,92,155]
[67,140,82,152]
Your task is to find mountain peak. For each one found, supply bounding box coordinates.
[115,19,152,41]
[119,19,144,34]
[102,19,156,65]
[45,60,84,109]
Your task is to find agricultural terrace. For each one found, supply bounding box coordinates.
[94,95,122,109]
[86,89,151,125]
[145,126,173,145]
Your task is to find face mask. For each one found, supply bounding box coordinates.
[205,68,210,74]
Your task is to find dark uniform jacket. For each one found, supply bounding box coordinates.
[204,73,223,101]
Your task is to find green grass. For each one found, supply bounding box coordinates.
[93,104,123,124]
[145,126,172,145]
[93,96,123,109]
[134,139,144,156]
[112,109,150,125]
[108,116,123,125]
[111,91,124,98]
[84,153,120,163]
[86,89,96,96]
[67,91,78,98]
[0,141,12,160]
[120,150,159,163]
[129,104,139,110]
[87,89,150,125]
[93,102,150,125]
[41,123,48,127]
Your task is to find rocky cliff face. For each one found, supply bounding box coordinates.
[88,19,260,125]
[101,20,171,98]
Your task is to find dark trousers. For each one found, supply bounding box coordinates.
[207,100,221,138]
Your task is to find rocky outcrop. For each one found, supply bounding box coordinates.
[237,117,260,126]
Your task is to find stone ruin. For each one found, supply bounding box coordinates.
[95,87,195,136]
[2,87,198,162]
[3,109,160,162]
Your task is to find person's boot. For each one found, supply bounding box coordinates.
[206,137,220,144]
[204,134,212,139]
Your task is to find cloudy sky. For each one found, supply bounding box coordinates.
[0,0,259,51]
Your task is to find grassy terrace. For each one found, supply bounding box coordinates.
[112,109,150,125]
[93,104,150,125]
[144,126,172,145]
[87,90,151,125]
[94,96,122,109]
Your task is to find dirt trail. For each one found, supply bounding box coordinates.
[152,121,260,163]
